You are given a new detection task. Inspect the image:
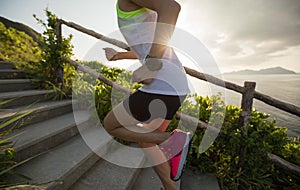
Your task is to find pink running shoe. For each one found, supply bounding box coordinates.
[159,129,192,181]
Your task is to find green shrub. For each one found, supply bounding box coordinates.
[33,8,74,93]
[187,98,300,190]
[0,103,36,187]
[0,16,42,45]
[73,61,140,122]
[0,22,42,73]
[1,9,75,97]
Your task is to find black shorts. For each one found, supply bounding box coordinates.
[123,90,186,123]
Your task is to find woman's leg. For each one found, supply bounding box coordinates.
[104,102,177,189]
[139,119,177,190]
[103,102,170,144]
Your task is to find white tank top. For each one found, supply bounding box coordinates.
[117,6,190,96]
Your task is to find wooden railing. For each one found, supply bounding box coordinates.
[56,19,300,177]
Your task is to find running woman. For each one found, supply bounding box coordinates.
[103,1,191,189]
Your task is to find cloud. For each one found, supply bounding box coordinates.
[183,0,300,71]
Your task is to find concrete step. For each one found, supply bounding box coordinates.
[131,167,181,190]
[0,89,55,109]
[131,167,164,190]
[12,125,112,190]
[8,110,90,162]
[0,69,27,79]
[70,144,145,190]
[0,61,14,69]
[180,167,220,190]
[0,99,75,129]
[131,166,220,190]
[0,79,36,92]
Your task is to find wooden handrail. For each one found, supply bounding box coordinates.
[60,19,130,51]
[268,153,300,177]
[69,59,131,94]
[175,112,220,134]
[254,92,300,117]
[184,66,300,117]
[183,66,244,94]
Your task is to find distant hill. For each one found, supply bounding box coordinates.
[224,67,297,75]
[0,16,42,45]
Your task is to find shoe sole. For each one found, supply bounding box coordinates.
[172,132,192,181]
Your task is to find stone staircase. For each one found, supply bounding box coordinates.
[1,61,220,190]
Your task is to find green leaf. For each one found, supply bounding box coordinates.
[0,109,35,130]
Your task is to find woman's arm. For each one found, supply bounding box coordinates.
[130,0,181,58]
[103,48,138,61]
[115,51,138,60]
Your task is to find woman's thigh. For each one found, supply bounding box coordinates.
[143,118,171,132]
[103,102,140,131]
[104,101,172,134]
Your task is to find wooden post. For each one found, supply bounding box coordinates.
[237,81,256,173]
[55,19,64,88]
[238,81,256,129]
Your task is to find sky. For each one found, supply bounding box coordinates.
[1,0,300,73]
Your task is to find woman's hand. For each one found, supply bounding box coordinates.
[103,48,118,61]
[132,64,158,84]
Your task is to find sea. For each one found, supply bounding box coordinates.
[190,74,300,137]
